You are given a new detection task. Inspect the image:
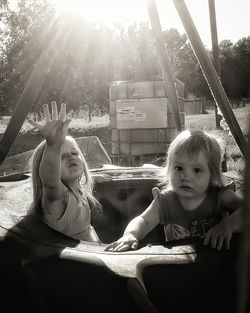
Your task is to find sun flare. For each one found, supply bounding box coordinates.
[51,0,148,27]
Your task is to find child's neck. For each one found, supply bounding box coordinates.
[177,192,207,212]
[65,180,79,193]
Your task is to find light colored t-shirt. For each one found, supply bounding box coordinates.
[43,191,100,242]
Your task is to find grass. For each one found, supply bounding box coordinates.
[1,106,248,177]
[185,107,249,135]
[185,106,249,177]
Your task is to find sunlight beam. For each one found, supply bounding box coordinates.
[51,0,148,27]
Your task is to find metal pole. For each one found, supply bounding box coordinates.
[173,0,248,158]
[0,16,70,167]
[147,0,182,131]
[208,0,220,75]
[208,0,222,129]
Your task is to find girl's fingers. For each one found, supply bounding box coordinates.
[131,241,139,250]
[117,244,131,252]
[112,242,129,252]
[225,235,232,250]
[58,103,66,120]
[43,103,51,122]
[105,241,119,251]
[204,232,210,246]
[216,236,224,250]
[43,101,67,122]
[216,234,231,250]
[61,119,71,132]
[105,241,130,252]
[111,242,123,251]
[27,118,42,130]
[211,235,218,249]
[105,240,138,252]
[51,101,58,120]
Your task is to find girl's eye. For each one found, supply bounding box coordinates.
[175,166,182,171]
[70,151,79,156]
[194,168,201,174]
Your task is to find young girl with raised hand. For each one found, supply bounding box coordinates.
[28,101,102,242]
[106,129,243,252]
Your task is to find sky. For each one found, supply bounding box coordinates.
[157,0,250,48]
[50,0,249,48]
[8,0,250,48]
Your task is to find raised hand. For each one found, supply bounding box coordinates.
[28,101,71,146]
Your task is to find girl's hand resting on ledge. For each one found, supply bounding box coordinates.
[105,233,139,252]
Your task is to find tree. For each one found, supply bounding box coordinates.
[0,0,55,115]
[219,38,250,99]
[234,37,250,98]
[163,28,209,98]
[0,0,8,9]
[219,40,239,99]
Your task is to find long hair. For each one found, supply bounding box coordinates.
[29,135,102,216]
[161,129,224,190]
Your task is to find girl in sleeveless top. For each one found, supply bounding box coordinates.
[106,129,243,251]
[28,101,102,242]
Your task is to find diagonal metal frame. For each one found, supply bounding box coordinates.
[172,0,248,158]
[147,0,182,132]
[172,3,249,312]
[0,16,71,167]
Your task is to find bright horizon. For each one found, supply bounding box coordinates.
[51,0,249,48]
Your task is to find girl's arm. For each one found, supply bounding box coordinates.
[221,187,243,212]
[220,188,243,232]
[105,198,161,252]
[39,143,65,209]
[204,188,243,250]
[29,102,70,218]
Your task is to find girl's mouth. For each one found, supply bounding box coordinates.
[69,163,77,168]
[180,185,192,190]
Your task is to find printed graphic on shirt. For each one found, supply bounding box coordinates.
[190,218,218,238]
[164,224,190,241]
[164,217,218,241]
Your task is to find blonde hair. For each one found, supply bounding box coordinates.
[162,129,224,190]
[30,135,102,216]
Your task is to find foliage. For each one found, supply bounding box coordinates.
[163,29,209,98]
[0,0,55,113]
[219,37,250,99]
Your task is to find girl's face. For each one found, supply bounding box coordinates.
[60,139,85,184]
[170,151,211,201]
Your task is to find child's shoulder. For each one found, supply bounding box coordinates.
[208,181,238,210]
[222,181,236,192]
[213,181,236,197]
[152,186,176,199]
[209,181,236,194]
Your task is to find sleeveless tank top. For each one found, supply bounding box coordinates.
[152,183,235,241]
[43,191,100,242]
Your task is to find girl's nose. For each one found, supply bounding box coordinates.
[68,153,75,161]
[180,170,190,181]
